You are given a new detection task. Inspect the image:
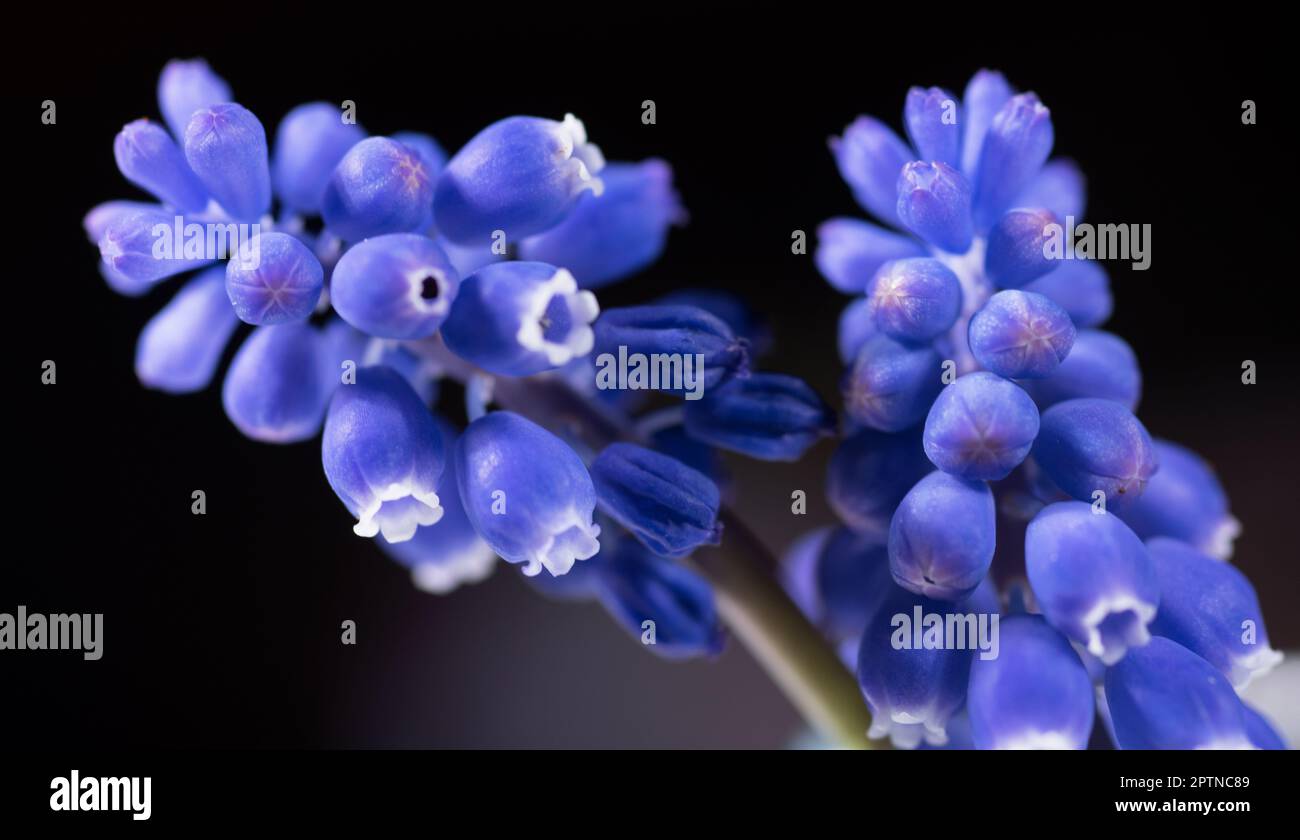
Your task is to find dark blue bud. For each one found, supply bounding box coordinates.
[594,542,723,660]
[590,442,721,558]
[684,373,835,461]
[592,304,749,395]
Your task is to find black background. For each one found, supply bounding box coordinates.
[3,15,1295,748]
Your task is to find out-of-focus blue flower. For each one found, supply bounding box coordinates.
[830,116,913,225]
[98,207,213,286]
[923,372,1039,481]
[1242,704,1288,750]
[183,103,272,222]
[1104,637,1256,750]
[1147,538,1282,688]
[591,304,749,395]
[826,427,933,538]
[654,288,772,358]
[1119,439,1240,559]
[135,265,239,393]
[442,261,598,376]
[903,87,962,168]
[683,373,834,461]
[971,93,1054,230]
[593,541,723,660]
[867,257,962,343]
[1023,329,1140,411]
[1015,159,1086,221]
[435,114,605,244]
[114,119,211,213]
[836,296,877,364]
[454,411,601,577]
[322,366,445,542]
[329,234,459,339]
[519,159,684,289]
[224,323,332,444]
[84,200,160,245]
[815,218,925,295]
[888,471,995,600]
[322,137,433,241]
[1026,501,1158,665]
[1033,398,1156,512]
[895,162,972,253]
[378,417,496,593]
[157,58,231,140]
[968,289,1076,379]
[272,102,366,214]
[782,528,894,646]
[959,70,1013,178]
[591,443,721,558]
[985,208,1059,289]
[967,614,1094,750]
[842,334,943,433]
[1022,260,1111,329]
[224,232,324,325]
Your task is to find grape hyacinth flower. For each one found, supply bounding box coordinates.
[922,372,1040,480]
[330,234,460,339]
[442,261,599,376]
[1146,538,1282,688]
[434,114,605,243]
[455,411,601,577]
[1105,637,1256,750]
[322,366,446,543]
[1025,502,1158,664]
[967,615,1094,750]
[89,60,1285,751]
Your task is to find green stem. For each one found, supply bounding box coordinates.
[413,338,879,748]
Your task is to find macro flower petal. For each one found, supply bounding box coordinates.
[330,233,460,339]
[135,265,239,393]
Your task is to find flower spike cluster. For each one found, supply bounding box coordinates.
[802,68,1283,749]
[88,58,830,667]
